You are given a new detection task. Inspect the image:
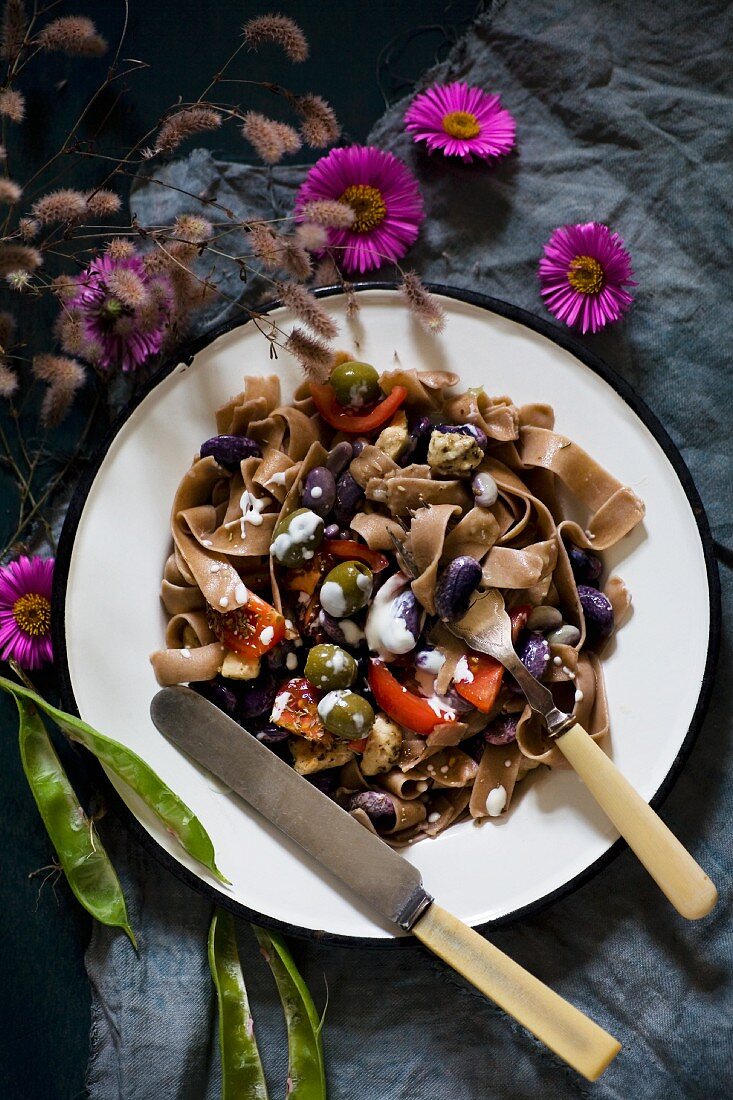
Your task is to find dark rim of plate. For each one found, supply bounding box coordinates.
[51,282,722,949]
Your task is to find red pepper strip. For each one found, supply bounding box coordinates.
[322,539,389,573]
[454,654,504,714]
[271,677,327,742]
[216,592,285,660]
[368,659,453,736]
[454,604,533,712]
[309,382,408,433]
[348,737,368,753]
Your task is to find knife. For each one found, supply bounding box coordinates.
[151,685,620,1081]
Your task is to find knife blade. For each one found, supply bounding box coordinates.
[150,684,621,1081]
[151,685,432,930]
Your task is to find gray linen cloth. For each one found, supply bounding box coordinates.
[86,1,733,1096]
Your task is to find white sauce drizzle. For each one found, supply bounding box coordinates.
[310,485,323,499]
[235,583,248,606]
[416,649,446,675]
[259,626,274,646]
[427,811,441,824]
[286,652,298,671]
[339,619,365,645]
[271,691,291,722]
[265,471,288,488]
[180,648,191,659]
[365,573,416,659]
[219,597,229,608]
[453,655,474,684]
[317,690,347,723]
[486,785,507,816]
[236,490,268,537]
[320,580,347,617]
[575,689,584,703]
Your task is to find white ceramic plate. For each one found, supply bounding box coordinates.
[54,286,718,943]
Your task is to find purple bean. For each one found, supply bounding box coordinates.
[302,466,336,517]
[577,585,614,640]
[389,588,424,649]
[306,769,341,795]
[437,422,488,452]
[399,415,433,465]
[255,723,290,747]
[266,643,301,676]
[191,677,238,716]
[484,714,519,746]
[435,556,483,621]
[345,790,397,831]
[237,669,277,720]
[200,435,262,469]
[567,544,603,587]
[351,440,366,457]
[325,441,353,478]
[333,471,364,526]
[319,610,365,648]
[518,632,550,680]
[324,523,341,540]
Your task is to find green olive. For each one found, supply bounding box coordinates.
[269,507,324,569]
[317,690,375,741]
[319,560,373,618]
[329,361,381,409]
[304,644,357,691]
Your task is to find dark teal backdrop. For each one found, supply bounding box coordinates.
[0,3,479,1097]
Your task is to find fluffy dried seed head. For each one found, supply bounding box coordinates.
[277,281,338,340]
[280,238,312,281]
[154,107,222,154]
[242,13,308,62]
[173,214,212,244]
[33,353,87,425]
[294,222,328,252]
[36,15,107,57]
[105,268,149,310]
[0,309,16,349]
[32,188,87,225]
[0,243,41,275]
[85,189,121,218]
[51,272,80,301]
[105,237,136,260]
[299,199,355,229]
[0,178,20,203]
[0,361,18,398]
[18,217,38,240]
[241,112,300,165]
[284,326,333,381]
[343,282,360,319]
[312,255,341,288]
[0,87,24,122]
[399,271,446,335]
[248,223,282,270]
[293,94,340,148]
[1,0,27,61]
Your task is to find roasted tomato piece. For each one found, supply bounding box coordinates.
[271,677,327,742]
[368,659,454,736]
[209,591,285,660]
[509,603,532,643]
[454,653,504,714]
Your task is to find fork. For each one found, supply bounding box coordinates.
[390,534,717,919]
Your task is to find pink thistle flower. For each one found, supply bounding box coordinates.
[0,555,54,669]
[66,253,173,372]
[243,14,308,63]
[404,82,516,164]
[538,222,636,335]
[295,145,424,275]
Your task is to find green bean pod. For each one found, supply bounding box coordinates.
[15,695,136,946]
[208,909,269,1100]
[0,677,228,885]
[253,927,326,1100]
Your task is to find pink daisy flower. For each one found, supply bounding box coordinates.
[294,145,424,274]
[538,222,636,335]
[66,253,173,373]
[0,555,54,669]
[404,82,516,163]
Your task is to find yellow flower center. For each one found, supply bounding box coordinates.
[13,592,51,637]
[339,184,387,233]
[567,254,604,295]
[441,110,481,140]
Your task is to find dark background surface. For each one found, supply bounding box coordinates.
[0,2,480,1097]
